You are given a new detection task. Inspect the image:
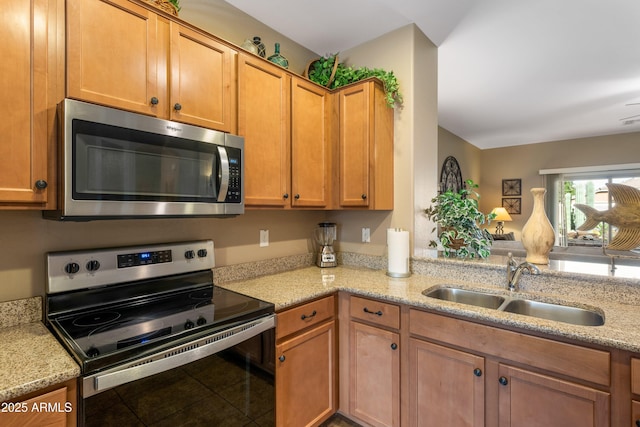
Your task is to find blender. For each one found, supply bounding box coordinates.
[315,222,337,268]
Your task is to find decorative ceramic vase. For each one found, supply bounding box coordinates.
[252,36,266,58]
[267,43,289,69]
[521,188,555,265]
[241,38,258,55]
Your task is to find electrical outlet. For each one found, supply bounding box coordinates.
[362,227,370,243]
[260,229,269,247]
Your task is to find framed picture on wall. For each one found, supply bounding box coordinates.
[502,198,521,215]
[502,179,522,196]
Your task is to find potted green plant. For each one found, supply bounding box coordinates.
[305,53,403,108]
[424,179,496,258]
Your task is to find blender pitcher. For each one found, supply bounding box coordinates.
[315,222,337,267]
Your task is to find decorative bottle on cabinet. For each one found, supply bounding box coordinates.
[267,43,289,69]
[521,188,555,264]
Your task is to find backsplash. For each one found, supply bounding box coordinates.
[0,297,42,328]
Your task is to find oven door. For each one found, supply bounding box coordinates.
[81,315,275,427]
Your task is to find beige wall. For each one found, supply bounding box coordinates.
[181,0,317,74]
[479,131,640,238]
[438,127,482,186]
[0,210,325,301]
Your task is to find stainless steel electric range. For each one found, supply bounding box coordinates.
[45,240,275,426]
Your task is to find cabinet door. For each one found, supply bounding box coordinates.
[238,54,291,207]
[409,339,485,427]
[498,364,610,427]
[0,0,56,206]
[67,0,159,115]
[290,77,331,208]
[338,83,370,207]
[169,24,236,132]
[349,321,400,427]
[1,386,69,427]
[276,321,335,427]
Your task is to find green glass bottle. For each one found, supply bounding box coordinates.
[267,43,289,69]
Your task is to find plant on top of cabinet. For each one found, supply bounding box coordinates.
[424,179,496,259]
[306,53,403,108]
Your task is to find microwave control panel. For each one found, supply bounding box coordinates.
[226,148,242,203]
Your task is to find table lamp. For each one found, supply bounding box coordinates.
[491,207,512,234]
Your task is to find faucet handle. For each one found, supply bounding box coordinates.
[507,252,518,267]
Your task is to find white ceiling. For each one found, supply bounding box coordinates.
[226,0,640,149]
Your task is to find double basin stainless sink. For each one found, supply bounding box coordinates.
[423,287,604,326]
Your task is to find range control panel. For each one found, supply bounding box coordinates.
[47,240,215,294]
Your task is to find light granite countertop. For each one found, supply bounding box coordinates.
[217,263,640,354]
[0,298,80,402]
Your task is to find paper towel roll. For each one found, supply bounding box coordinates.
[387,228,410,278]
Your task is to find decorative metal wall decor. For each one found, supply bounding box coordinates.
[502,179,522,196]
[439,156,463,194]
[502,197,521,215]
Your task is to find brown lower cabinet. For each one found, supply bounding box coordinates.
[275,292,639,427]
[0,379,77,427]
[409,309,611,427]
[275,295,337,426]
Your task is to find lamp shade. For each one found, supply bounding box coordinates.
[491,207,512,222]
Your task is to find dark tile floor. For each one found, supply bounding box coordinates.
[320,413,363,427]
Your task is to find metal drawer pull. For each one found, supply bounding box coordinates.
[473,368,482,377]
[363,307,383,316]
[279,355,285,362]
[499,376,509,386]
[301,310,317,320]
[390,343,398,350]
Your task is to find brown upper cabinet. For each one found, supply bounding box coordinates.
[238,53,332,209]
[337,79,394,210]
[66,0,236,132]
[0,0,62,208]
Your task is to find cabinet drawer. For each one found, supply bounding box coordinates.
[277,295,335,340]
[633,358,640,395]
[350,295,400,330]
[410,309,610,386]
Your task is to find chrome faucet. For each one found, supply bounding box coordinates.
[506,252,540,291]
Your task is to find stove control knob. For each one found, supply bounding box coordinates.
[185,250,195,260]
[86,260,101,272]
[197,249,208,258]
[86,347,100,358]
[197,317,207,326]
[64,262,80,275]
[184,320,195,330]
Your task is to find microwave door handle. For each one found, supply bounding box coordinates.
[217,146,230,202]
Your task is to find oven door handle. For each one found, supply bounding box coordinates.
[83,315,275,397]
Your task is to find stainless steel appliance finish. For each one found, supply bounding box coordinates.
[45,240,275,425]
[44,99,244,220]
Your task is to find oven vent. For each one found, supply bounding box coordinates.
[164,343,200,358]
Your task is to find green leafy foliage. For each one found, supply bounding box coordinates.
[307,54,403,108]
[424,179,496,259]
[168,0,181,11]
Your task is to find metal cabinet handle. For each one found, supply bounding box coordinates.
[283,193,289,199]
[473,368,482,377]
[390,343,398,350]
[361,194,367,200]
[363,307,383,316]
[279,355,285,362]
[294,194,300,199]
[35,180,48,190]
[498,376,508,386]
[301,310,317,320]
[150,97,159,105]
[174,103,182,111]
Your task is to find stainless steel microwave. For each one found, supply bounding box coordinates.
[44,99,244,220]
